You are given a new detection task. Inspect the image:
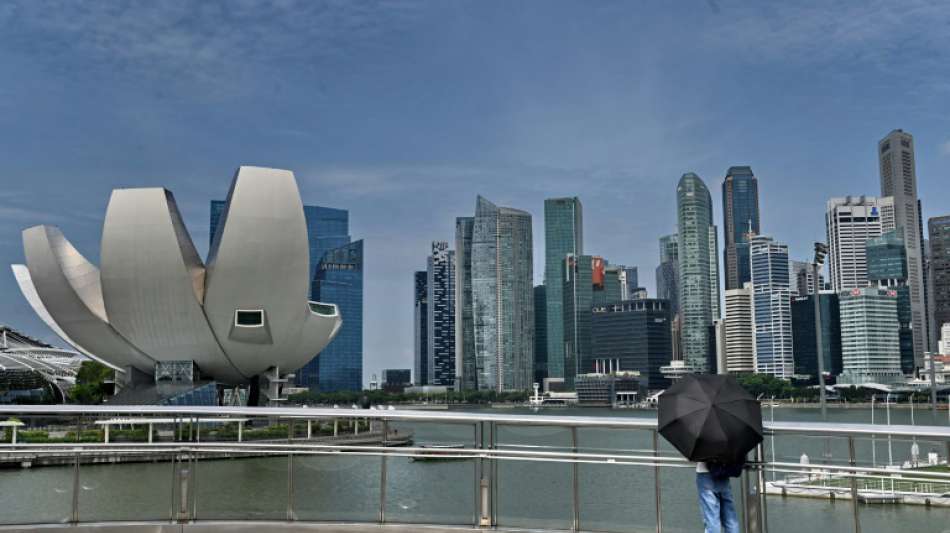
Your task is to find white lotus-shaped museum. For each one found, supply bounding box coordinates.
[10,166,342,384]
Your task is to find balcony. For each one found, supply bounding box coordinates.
[1,405,949,532]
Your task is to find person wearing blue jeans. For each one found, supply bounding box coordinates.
[696,462,740,533]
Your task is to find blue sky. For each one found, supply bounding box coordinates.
[2,0,949,386]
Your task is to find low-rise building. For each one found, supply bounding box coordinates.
[574,372,646,406]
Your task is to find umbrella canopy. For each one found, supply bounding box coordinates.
[658,374,762,463]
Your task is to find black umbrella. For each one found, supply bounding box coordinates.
[658,374,763,464]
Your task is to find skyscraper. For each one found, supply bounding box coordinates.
[826,196,894,291]
[791,292,843,379]
[677,173,719,373]
[723,283,754,374]
[790,260,823,296]
[454,217,476,389]
[621,266,639,299]
[563,254,594,387]
[544,197,583,381]
[750,236,794,378]
[591,299,673,389]
[866,230,914,374]
[427,241,456,386]
[879,130,928,361]
[470,196,534,391]
[533,285,547,385]
[656,234,679,314]
[929,216,950,353]
[838,287,902,385]
[413,271,428,386]
[722,166,760,291]
[310,239,364,392]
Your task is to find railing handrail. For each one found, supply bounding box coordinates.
[2,404,950,439]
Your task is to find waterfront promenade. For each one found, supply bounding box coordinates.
[2,404,950,533]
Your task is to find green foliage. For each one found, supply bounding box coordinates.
[734,374,819,401]
[287,388,529,406]
[69,361,113,404]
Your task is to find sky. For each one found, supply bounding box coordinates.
[1,0,949,386]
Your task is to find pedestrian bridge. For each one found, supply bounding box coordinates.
[1,405,949,533]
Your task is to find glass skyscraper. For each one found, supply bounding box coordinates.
[543,197,583,381]
[310,239,364,392]
[533,285,547,385]
[591,299,673,389]
[722,166,760,291]
[676,173,719,373]
[867,230,914,374]
[563,254,593,387]
[839,287,902,385]
[749,235,794,378]
[929,215,950,353]
[454,217,476,390]
[413,271,428,386]
[656,234,679,315]
[469,196,534,391]
[791,293,843,380]
[210,200,359,391]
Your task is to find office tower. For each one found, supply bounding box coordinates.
[713,319,727,374]
[413,271,429,386]
[470,196,534,392]
[750,236,794,378]
[879,130,928,363]
[940,323,950,355]
[382,369,411,392]
[866,230,914,374]
[310,240,364,391]
[593,262,626,307]
[791,292,843,379]
[930,216,950,354]
[427,241,456,386]
[790,260,823,297]
[543,197,583,381]
[677,173,719,373]
[563,254,594,387]
[838,287,903,385]
[724,283,754,374]
[826,196,894,291]
[622,266,639,299]
[656,234,679,314]
[212,201,356,390]
[534,285,547,385]
[591,299,673,389]
[709,226,721,319]
[454,217,476,390]
[722,166,760,291]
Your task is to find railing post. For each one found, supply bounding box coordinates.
[70,448,80,524]
[478,421,491,527]
[652,429,662,533]
[848,436,861,533]
[177,460,191,523]
[491,421,498,527]
[169,453,178,522]
[756,443,768,533]
[571,426,580,532]
[287,452,295,521]
[378,419,388,523]
[742,449,764,533]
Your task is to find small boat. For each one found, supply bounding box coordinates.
[410,444,468,462]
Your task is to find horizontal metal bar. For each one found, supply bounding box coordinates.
[3,405,950,439]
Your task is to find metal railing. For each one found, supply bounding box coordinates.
[2,405,950,533]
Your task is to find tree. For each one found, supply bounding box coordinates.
[69,361,114,404]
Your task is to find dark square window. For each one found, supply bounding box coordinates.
[235,310,264,327]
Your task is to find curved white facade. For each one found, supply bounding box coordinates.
[12,166,342,384]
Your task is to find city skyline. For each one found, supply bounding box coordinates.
[3,2,950,386]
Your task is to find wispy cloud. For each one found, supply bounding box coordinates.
[940,140,950,157]
[0,0,422,99]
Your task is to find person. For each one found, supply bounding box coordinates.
[696,461,740,533]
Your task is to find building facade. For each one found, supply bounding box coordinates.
[413,271,429,386]
[534,285,547,385]
[656,234,679,315]
[866,230,914,374]
[591,299,673,389]
[826,196,894,292]
[724,284,754,374]
[790,260,823,296]
[791,292,843,380]
[722,166,760,291]
[677,173,719,373]
[454,217,476,390]
[309,239,364,392]
[879,130,928,362]
[563,254,594,387]
[426,241,456,386]
[543,197,583,382]
[839,287,903,385]
[930,216,950,354]
[750,236,794,378]
[470,196,534,391]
